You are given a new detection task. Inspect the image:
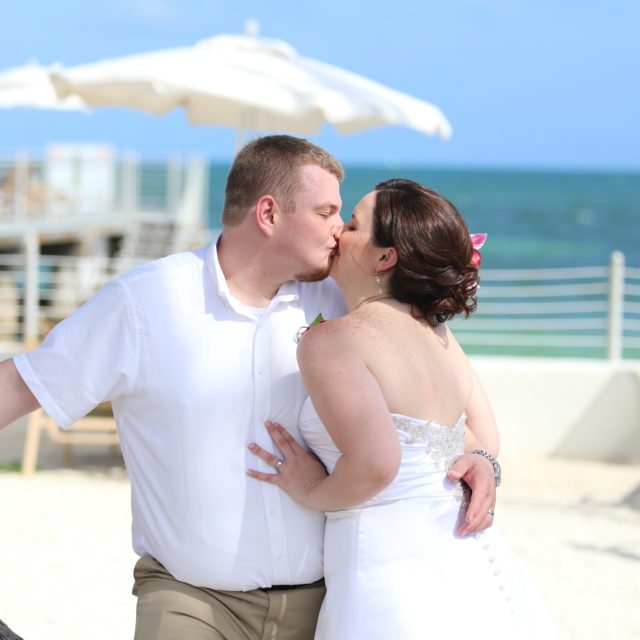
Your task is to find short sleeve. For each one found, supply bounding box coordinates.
[13,279,139,428]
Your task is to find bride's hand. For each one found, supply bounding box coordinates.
[448,454,496,536]
[247,421,328,509]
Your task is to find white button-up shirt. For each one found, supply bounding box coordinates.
[14,242,346,590]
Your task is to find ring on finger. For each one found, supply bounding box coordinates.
[487,509,495,517]
[274,459,284,472]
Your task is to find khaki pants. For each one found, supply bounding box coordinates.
[132,556,325,640]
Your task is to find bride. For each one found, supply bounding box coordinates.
[249,179,554,639]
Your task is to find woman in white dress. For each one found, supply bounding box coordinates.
[248,179,554,639]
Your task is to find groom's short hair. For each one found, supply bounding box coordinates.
[222,135,344,226]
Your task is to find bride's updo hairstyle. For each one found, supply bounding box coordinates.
[373,179,479,326]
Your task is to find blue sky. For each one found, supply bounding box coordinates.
[1,0,638,169]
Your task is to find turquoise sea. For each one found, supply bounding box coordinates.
[207,165,640,270]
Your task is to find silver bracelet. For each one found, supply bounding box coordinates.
[470,449,501,487]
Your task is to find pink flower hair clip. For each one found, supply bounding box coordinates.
[470,233,487,268]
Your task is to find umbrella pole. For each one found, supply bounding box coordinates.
[235,128,245,153]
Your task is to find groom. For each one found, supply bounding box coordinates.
[0,135,496,639]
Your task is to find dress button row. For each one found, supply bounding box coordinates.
[476,535,514,612]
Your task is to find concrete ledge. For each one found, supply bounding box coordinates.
[472,356,640,462]
[2,353,639,469]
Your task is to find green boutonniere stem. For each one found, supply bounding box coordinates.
[309,313,325,327]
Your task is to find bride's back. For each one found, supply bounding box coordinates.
[346,300,471,428]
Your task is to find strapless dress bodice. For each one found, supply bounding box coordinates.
[299,396,466,507]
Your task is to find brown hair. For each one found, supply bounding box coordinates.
[373,178,479,326]
[222,135,344,226]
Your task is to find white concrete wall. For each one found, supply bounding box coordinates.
[3,349,640,467]
[472,356,640,463]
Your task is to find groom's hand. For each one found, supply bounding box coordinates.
[448,454,496,536]
[247,421,329,509]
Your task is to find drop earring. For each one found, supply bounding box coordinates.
[375,274,383,295]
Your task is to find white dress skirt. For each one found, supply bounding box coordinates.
[299,398,555,640]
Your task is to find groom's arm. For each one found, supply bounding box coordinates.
[0,358,40,429]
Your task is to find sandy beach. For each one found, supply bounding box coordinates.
[1,451,639,639]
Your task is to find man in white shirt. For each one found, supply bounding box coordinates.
[0,136,496,639]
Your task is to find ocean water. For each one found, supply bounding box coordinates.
[204,165,640,359]
[207,165,640,270]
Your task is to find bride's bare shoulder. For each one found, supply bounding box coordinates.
[296,315,360,361]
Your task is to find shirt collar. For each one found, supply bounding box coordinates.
[206,236,300,314]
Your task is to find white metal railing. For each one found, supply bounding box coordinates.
[625,264,640,356]
[0,146,206,224]
[0,247,145,349]
[449,251,639,360]
[1,249,638,360]
[0,148,211,344]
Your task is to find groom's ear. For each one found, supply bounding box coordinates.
[377,247,397,272]
[255,195,278,236]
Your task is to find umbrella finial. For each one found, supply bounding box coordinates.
[244,18,260,38]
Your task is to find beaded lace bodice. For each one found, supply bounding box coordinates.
[299,397,465,475]
[391,413,465,470]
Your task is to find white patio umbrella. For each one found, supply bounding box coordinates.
[51,25,451,147]
[0,62,86,110]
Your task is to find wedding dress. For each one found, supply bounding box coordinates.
[299,398,555,640]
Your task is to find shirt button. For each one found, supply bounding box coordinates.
[258,368,264,375]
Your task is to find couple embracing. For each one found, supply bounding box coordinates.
[0,135,552,639]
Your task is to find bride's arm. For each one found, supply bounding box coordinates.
[446,361,500,535]
[463,363,499,456]
[248,321,402,512]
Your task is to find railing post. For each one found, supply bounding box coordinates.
[235,127,246,153]
[607,251,625,362]
[22,228,40,348]
[167,154,181,214]
[120,151,140,219]
[12,150,30,220]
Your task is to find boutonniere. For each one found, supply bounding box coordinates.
[295,313,326,343]
[470,233,487,268]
